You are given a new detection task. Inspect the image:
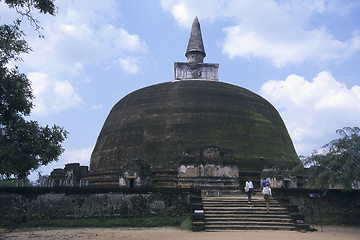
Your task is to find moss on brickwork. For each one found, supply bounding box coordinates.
[90,80,299,178]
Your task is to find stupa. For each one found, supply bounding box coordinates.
[83,17,300,191]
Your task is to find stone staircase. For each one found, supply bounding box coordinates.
[152,170,178,187]
[202,196,297,231]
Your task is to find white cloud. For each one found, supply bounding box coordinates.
[23,0,148,76]
[29,72,83,116]
[99,25,146,53]
[4,0,149,115]
[29,146,93,182]
[160,0,224,28]
[62,146,93,166]
[2,0,149,118]
[161,0,360,67]
[91,104,103,110]
[117,57,140,74]
[223,27,360,67]
[261,71,360,155]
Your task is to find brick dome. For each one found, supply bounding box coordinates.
[85,17,300,188]
[89,80,298,181]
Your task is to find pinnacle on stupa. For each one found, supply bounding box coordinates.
[185,17,206,63]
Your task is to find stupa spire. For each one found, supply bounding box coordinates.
[185,17,206,63]
[174,16,218,81]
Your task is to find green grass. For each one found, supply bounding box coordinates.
[179,215,192,230]
[305,217,360,226]
[17,215,191,229]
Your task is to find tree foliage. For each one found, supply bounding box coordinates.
[302,127,360,191]
[3,0,56,31]
[4,0,56,15]
[0,0,67,180]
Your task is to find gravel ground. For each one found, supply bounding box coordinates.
[1,226,360,240]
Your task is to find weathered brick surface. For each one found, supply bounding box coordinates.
[0,187,196,219]
[274,188,360,218]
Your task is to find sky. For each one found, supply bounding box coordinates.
[1,0,360,182]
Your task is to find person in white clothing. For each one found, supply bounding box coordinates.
[262,183,272,212]
[245,178,254,203]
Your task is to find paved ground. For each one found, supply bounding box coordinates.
[1,226,360,240]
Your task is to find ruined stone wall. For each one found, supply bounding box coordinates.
[274,189,360,218]
[0,187,197,219]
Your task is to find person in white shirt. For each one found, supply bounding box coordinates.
[262,183,272,213]
[245,178,254,203]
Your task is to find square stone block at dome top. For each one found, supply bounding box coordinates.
[174,62,219,81]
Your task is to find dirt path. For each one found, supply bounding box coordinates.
[1,226,360,240]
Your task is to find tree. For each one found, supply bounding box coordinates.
[34,174,49,187]
[0,0,68,181]
[302,127,360,191]
[3,0,56,35]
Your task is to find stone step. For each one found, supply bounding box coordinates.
[201,190,243,196]
[205,225,296,231]
[179,177,239,182]
[203,199,271,203]
[204,208,288,212]
[205,213,291,218]
[203,203,282,207]
[203,198,271,202]
[203,202,284,208]
[201,196,296,231]
[205,217,293,223]
[203,197,272,200]
[203,200,283,204]
[203,196,256,199]
[206,221,294,226]
[205,212,289,217]
[195,186,242,190]
[204,214,291,219]
[152,176,177,179]
[152,181,177,187]
[203,200,280,203]
[203,202,280,206]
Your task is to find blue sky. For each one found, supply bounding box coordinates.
[1,0,360,181]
